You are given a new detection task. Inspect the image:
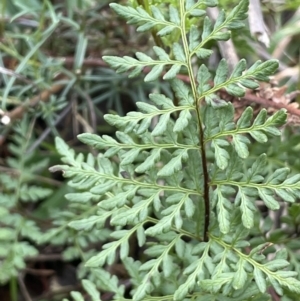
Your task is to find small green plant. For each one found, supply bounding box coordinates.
[0,117,51,284]
[52,0,300,300]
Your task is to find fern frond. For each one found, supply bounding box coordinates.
[204,104,287,169]
[133,234,181,300]
[110,3,180,34]
[51,0,300,300]
[174,241,211,300]
[197,59,279,106]
[210,234,300,296]
[86,223,145,267]
[191,0,249,55]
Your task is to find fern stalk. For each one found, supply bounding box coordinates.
[178,0,211,241]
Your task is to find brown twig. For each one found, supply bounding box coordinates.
[268,287,281,301]
[23,268,55,276]
[18,273,33,301]
[248,0,270,47]
[242,91,300,117]
[61,56,107,68]
[25,254,63,262]
[6,79,67,122]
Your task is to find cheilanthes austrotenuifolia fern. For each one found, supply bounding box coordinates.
[52,0,300,300]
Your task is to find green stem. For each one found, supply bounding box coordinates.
[0,0,5,38]
[10,277,18,301]
[179,0,210,241]
[197,109,210,242]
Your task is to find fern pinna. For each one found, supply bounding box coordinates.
[52,0,300,300]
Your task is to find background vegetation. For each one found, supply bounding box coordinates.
[1,0,300,300]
